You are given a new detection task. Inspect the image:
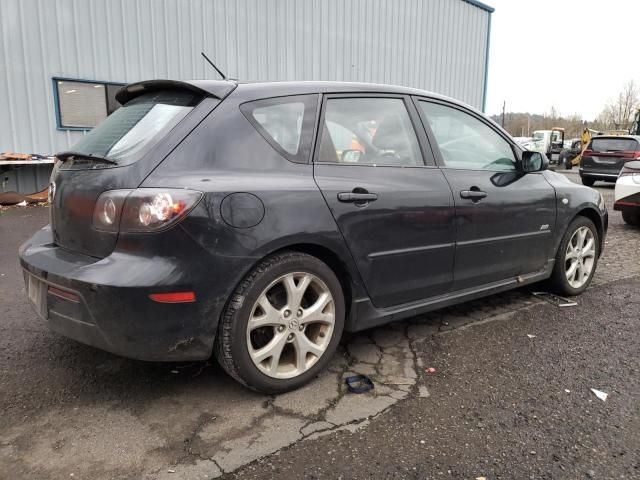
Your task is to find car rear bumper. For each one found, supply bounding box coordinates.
[579,168,620,181]
[613,176,640,212]
[19,225,218,361]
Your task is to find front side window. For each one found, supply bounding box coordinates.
[66,90,200,166]
[419,101,516,171]
[317,97,424,167]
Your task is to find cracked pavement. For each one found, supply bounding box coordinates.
[1,174,638,479]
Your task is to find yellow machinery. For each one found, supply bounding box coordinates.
[563,108,640,169]
[563,128,629,169]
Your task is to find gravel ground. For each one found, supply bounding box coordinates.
[226,175,640,480]
[230,276,640,479]
[1,173,638,479]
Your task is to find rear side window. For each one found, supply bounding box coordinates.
[252,102,304,154]
[316,97,424,166]
[241,95,318,163]
[590,138,639,152]
[67,89,201,166]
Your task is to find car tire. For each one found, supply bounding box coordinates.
[561,152,574,170]
[581,177,596,187]
[547,216,599,296]
[214,251,345,393]
[622,210,640,226]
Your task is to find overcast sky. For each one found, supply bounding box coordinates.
[485,0,640,120]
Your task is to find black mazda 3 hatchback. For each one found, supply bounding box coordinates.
[20,80,608,392]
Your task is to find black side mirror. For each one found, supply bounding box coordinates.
[522,151,547,172]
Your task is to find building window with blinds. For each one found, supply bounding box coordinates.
[53,78,125,130]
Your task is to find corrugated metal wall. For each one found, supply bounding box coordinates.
[0,0,491,155]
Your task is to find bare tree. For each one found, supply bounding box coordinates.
[598,80,639,129]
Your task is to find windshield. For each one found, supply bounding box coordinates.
[66,90,201,166]
[533,132,545,141]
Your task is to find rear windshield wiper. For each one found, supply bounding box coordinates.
[55,151,118,165]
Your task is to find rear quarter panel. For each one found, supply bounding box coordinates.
[141,90,366,330]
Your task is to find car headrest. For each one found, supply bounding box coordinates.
[372,115,409,151]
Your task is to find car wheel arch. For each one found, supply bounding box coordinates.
[278,243,354,317]
[223,240,361,328]
[572,207,605,255]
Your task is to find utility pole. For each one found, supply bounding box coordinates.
[501,101,506,128]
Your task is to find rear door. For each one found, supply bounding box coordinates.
[313,94,456,308]
[582,137,640,177]
[416,99,556,291]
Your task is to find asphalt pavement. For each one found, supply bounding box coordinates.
[0,172,638,479]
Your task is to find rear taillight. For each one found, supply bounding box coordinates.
[93,190,131,232]
[622,150,640,158]
[93,188,203,233]
[582,149,593,156]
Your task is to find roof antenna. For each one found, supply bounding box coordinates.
[201,52,227,80]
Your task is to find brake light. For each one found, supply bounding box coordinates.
[93,188,203,233]
[149,291,196,303]
[622,150,640,158]
[582,149,593,156]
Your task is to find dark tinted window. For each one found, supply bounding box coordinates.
[241,95,318,163]
[66,90,200,166]
[590,138,639,152]
[251,102,305,154]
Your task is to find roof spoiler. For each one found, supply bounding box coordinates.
[115,79,237,104]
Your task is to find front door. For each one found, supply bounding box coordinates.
[313,95,456,308]
[416,99,557,291]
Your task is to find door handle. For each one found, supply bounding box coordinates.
[337,191,378,203]
[460,189,487,201]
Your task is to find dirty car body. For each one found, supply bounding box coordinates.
[20,80,607,391]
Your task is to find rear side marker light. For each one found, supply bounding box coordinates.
[149,291,196,303]
[48,286,80,303]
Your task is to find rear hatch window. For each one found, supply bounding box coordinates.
[60,89,201,169]
[590,138,639,153]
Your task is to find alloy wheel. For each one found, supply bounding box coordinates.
[564,226,596,289]
[246,272,335,379]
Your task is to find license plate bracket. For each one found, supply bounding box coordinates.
[28,274,47,318]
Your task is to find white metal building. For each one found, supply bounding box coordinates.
[0,0,493,157]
